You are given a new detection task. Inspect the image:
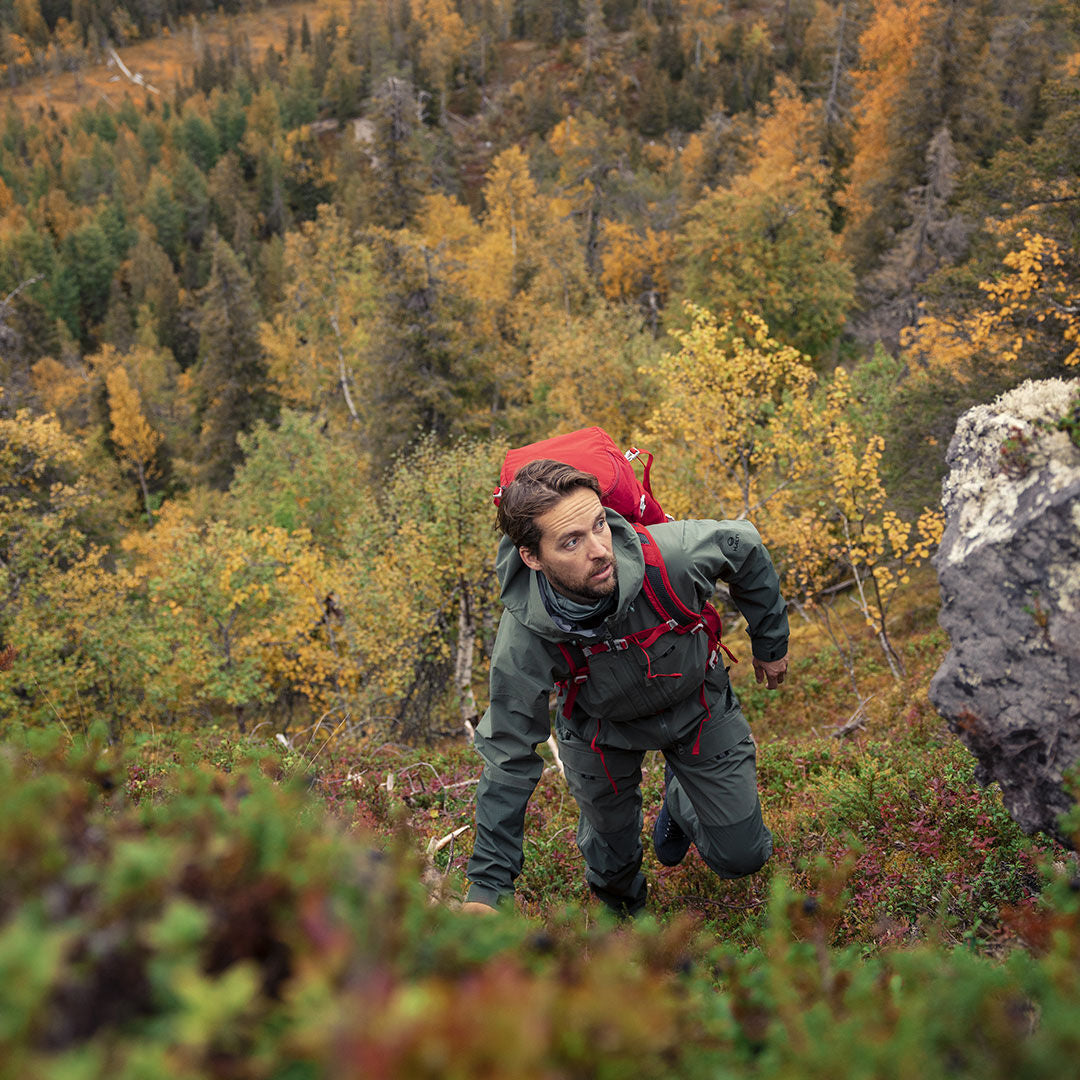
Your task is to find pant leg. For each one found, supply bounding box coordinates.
[665,733,773,879]
[555,730,648,915]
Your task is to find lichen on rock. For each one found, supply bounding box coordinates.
[930,377,1080,846]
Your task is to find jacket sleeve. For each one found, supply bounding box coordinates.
[670,518,789,663]
[465,612,556,909]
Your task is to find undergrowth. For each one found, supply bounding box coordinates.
[2,571,1077,1076]
[2,723,1079,1079]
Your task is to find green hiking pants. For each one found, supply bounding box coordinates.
[555,710,772,915]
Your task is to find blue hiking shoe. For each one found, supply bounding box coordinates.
[653,769,692,867]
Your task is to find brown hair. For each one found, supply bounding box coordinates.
[496,459,601,553]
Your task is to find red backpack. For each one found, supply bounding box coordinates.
[493,426,667,525]
[493,427,737,787]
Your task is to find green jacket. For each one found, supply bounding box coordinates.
[465,512,788,908]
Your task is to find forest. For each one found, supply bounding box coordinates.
[2,0,1080,1075]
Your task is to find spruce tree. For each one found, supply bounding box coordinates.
[192,236,277,489]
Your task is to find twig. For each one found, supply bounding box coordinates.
[546,733,566,779]
[426,825,469,855]
[440,778,480,791]
[546,825,577,844]
[32,675,74,741]
[295,714,351,773]
[2,274,43,309]
[832,695,875,739]
[396,761,445,786]
[672,893,767,911]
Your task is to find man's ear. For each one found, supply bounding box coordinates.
[519,545,543,572]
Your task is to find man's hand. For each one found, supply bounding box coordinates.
[461,901,497,915]
[753,653,788,689]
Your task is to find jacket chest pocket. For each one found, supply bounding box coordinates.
[573,635,702,722]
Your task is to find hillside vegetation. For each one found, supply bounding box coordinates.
[2,0,1080,1073]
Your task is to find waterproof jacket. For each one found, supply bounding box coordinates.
[465,511,788,908]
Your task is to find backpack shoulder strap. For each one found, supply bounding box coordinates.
[554,640,588,720]
[632,523,737,665]
[632,523,702,628]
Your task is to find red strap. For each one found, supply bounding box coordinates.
[590,715,618,793]
[629,620,677,651]
[635,449,652,494]
[628,631,682,681]
[555,642,587,720]
[554,644,618,793]
[633,524,737,667]
[634,524,702,623]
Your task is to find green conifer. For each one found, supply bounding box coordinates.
[192,235,277,489]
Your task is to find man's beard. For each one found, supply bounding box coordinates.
[545,558,618,603]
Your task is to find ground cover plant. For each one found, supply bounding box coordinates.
[3,576,1079,1078]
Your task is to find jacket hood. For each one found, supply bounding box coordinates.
[495,510,646,640]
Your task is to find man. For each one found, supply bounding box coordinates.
[463,459,789,916]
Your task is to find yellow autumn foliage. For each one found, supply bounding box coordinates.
[902,229,1080,378]
[645,301,817,520]
[106,365,161,473]
[646,304,942,684]
[260,204,376,440]
[778,368,944,677]
[121,506,360,723]
[599,221,673,306]
[525,303,660,445]
[345,435,506,737]
[842,0,934,236]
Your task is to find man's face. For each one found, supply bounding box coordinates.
[518,488,617,603]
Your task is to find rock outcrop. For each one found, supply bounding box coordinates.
[929,377,1080,846]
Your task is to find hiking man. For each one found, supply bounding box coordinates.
[463,459,789,916]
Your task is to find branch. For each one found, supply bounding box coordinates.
[426,825,469,855]
[2,274,44,312]
[743,473,797,518]
[832,695,874,739]
[1013,194,1080,212]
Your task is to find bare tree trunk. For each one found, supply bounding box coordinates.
[840,515,904,681]
[328,310,361,423]
[869,569,905,678]
[455,588,480,736]
[825,0,849,129]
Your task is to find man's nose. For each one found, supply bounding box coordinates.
[586,534,608,558]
